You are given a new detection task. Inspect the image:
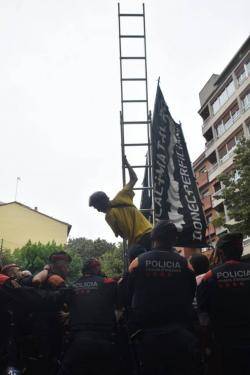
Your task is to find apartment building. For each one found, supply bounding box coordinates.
[195,35,250,254]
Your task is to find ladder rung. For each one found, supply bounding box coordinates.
[120,35,144,38]
[126,165,152,168]
[134,187,153,190]
[122,78,146,81]
[119,13,144,17]
[121,56,145,60]
[123,121,150,125]
[122,100,147,103]
[124,143,150,147]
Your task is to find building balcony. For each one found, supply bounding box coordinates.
[202,195,212,211]
[206,223,216,237]
[202,115,212,134]
[208,154,234,181]
[205,138,215,149]
[202,75,250,138]
[196,172,209,188]
[243,237,250,256]
[212,190,224,207]
[215,225,227,236]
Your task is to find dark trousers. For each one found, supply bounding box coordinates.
[219,345,250,375]
[58,331,118,375]
[132,326,201,375]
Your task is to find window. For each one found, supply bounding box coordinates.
[206,214,213,223]
[227,137,236,152]
[247,122,250,135]
[242,92,250,111]
[218,130,244,162]
[235,129,244,142]
[202,189,210,197]
[237,60,250,85]
[215,104,240,137]
[214,181,221,192]
[234,169,241,181]
[212,80,235,114]
[219,145,227,159]
[199,167,207,174]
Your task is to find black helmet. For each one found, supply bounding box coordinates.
[89,191,109,207]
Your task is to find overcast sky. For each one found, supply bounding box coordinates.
[0,0,249,243]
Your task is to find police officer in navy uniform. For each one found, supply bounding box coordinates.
[128,220,198,375]
[197,232,250,375]
[58,258,118,375]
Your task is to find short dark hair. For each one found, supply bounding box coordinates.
[82,258,101,274]
[151,220,177,246]
[89,191,109,207]
[49,251,72,264]
[216,232,243,260]
[189,254,209,276]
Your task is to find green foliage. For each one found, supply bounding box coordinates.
[13,241,64,274]
[218,139,250,235]
[65,237,117,261]
[212,214,225,228]
[101,243,124,277]
[0,248,15,267]
[1,237,125,282]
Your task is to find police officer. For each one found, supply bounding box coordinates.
[58,258,118,375]
[128,220,198,375]
[197,232,250,375]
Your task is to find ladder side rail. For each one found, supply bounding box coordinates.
[118,3,126,186]
[143,3,155,224]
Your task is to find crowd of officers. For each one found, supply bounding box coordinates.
[0,221,250,375]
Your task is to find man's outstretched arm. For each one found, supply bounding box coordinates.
[124,155,138,189]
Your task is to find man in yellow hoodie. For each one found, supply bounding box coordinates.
[89,156,152,250]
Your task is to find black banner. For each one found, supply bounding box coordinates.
[152,85,207,247]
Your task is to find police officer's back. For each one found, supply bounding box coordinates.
[197,233,250,374]
[129,221,196,329]
[128,221,198,375]
[58,258,118,375]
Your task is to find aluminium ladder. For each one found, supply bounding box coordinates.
[118,3,154,270]
[118,3,154,222]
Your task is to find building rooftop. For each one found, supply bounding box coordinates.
[198,35,250,112]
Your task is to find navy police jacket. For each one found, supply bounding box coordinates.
[69,274,117,333]
[197,260,250,344]
[128,248,196,329]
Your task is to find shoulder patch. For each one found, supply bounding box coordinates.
[48,274,65,287]
[129,257,139,273]
[202,270,213,282]
[0,274,10,285]
[104,277,116,284]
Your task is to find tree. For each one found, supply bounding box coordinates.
[13,241,64,274]
[65,237,117,264]
[217,139,250,235]
[101,242,124,277]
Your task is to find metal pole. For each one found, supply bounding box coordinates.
[15,177,21,201]
[118,3,126,186]
[143,4,155,225]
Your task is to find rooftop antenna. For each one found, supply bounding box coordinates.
[15,177,21,201]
